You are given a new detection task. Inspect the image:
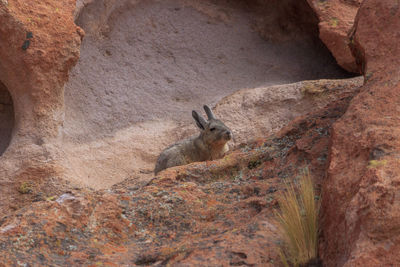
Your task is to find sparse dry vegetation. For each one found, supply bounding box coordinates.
[276,170,320,266]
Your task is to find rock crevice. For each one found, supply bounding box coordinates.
[0,81,13,155]
[321,0,400,265]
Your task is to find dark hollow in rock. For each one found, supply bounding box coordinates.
[0,81,14,156]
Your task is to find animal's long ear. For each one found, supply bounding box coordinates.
[192,110,207,130]
[203,105,215,120]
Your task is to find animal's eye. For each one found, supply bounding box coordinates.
[210,127,216,131]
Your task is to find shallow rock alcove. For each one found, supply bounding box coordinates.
[0,81,14,156]
[62,0,356,188]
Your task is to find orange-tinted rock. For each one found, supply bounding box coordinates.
[0,0,82,215]
[307,0,361,73]
[0,0,357,218]
[0,0,82,137]
[321,0,400,265]
[0,0,379,265]
[0,83,360,265]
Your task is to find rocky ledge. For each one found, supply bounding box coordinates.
[0,80,360,266]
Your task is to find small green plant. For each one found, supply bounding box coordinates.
[368,159,387,168]
[330,17,338,27]
[276,170,320,266]
[18,181,32,194]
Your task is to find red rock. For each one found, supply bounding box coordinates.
[0,81,360,265]
[0,0,82,216]
[0,0,360,219]
[307,0,361,72]
[1,0,389,265]
[321,0,400,265]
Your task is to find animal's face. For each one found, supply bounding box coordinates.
[203,119,232,146]
[192,105,232,147]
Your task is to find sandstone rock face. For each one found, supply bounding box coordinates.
[215,78,362,145]
[321,0,400,265]
[0,81,360,265]
[307,0,361,73]
[0,0,82,139]
[0,0,356,217]
[61,0,353,189]
[0,0,369,265]
[0,0,82,215]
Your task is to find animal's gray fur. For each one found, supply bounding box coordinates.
[154,105,232,174]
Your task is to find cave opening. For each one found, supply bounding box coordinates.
[0,80,14,156]
[61,0,357,188]
[66,0,355,141]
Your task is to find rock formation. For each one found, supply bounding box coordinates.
[321,0,400,265]
[307,0,361,73]
[1,0,399,265]
[0,0,82,215]
[0,79,361,265]
[0,0,355,212]
[62,0,353,189]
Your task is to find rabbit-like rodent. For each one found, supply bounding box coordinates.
[154,105,232,174]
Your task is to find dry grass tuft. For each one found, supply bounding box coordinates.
[276,169,320,266]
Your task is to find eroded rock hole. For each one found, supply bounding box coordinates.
[63,0,355,188]
[0,81,14,156]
